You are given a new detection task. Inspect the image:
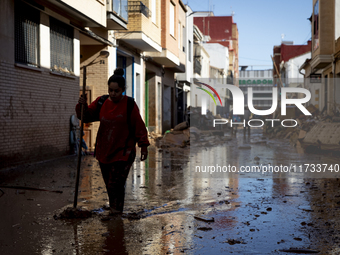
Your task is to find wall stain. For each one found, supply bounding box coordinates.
[3,96,16,119]
[21,100,29,114]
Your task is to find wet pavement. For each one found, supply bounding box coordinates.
[1,128,340,254]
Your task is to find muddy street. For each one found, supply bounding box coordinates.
[1,128,340,254]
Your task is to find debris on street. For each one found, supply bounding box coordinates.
[194,216,215,222]
[264,104,340,152]
[54,206,93,219]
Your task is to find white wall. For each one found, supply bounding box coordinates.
[284,52,311,86]
[191,46,210,110]
[62,0,106,27]
[175,5,194,83]
[336,0,340,40]
[202,43,229,70]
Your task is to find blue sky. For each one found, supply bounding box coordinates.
[187,0,312,70]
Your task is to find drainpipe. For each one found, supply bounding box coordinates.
[298,66,305,89]
[298,66,305,77]
[332,54,337,113]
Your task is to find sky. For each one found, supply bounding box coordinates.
[187,0,313,70]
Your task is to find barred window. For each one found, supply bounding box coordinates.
[15,1,40,67]
[50,17,73,73]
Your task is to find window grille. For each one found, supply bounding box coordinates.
[50,17,73,73]
[15,1,40,67]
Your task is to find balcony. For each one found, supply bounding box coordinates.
[146,49,185,72]
[310,54,332,70]
[128,1,151,18]
[107,0,128,30]
[115,0,161,52]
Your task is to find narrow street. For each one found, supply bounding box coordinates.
[1,128,340,254]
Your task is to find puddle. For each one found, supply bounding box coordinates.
[1,129,340,254]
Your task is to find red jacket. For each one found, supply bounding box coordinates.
[76,95,150,164]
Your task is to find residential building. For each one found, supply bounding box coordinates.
[300,0,340,114]
[114,0,163,136]
[0,0,125,168]
[273,41,311,90]
[193,14,239,84]
[203,43,229,116]
[191,25,211,111]
[144,0,187,132]
[175,5,194,124]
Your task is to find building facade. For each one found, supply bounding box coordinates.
[239,69,274,110]
[0,0,125,168]
[193,14,239,84]
[300,0,340,114]
[191,25,211,111]
[273,40,311,93]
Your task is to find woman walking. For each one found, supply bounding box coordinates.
[76,68,150,215]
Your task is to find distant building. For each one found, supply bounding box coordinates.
[191,25,211,110]
[273,40,311,89]
[193,14,239,83]
[238,69,274,109]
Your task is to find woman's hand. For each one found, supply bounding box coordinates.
[140,146,148,161]
[78,94,87,105]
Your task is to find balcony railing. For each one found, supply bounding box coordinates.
[112,0,128,21]
[128,1,151,18]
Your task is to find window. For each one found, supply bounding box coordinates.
[188,40,191,61]
[313,0,319,50]
[182,26,186,52]
[178,22,181,49]
[325,75,328,110]
[113,0,128,21]
[152,0,156,24]
[336,0,340,39]
[170,2,175,36]
[50,17,74,72]
[15,1,40,67]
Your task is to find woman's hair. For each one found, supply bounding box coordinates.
[108,67,125,90]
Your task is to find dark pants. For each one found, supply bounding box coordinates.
[99,152,135,212]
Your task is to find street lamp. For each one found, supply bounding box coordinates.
[73,50,110,208]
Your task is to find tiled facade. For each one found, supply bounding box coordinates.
[1,0,240,169]
[0,61,79,168]
[0,0,124,168]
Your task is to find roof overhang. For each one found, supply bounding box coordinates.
[166,62,185,73]
[299,58,311,71]
[310,55,333,70]
[107,12,128,30]
[37,0,104,27]
[146,49,179,66]
[79,29,113,46]
[116,32,162,52]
